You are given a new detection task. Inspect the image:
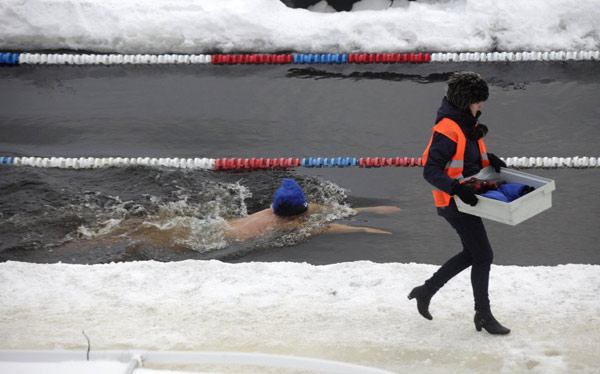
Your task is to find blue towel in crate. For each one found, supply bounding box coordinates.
[480,183,535,203]
[498,183,536,201]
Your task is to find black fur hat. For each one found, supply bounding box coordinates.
[446,72,489,112]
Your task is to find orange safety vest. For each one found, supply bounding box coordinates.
[422,118,490,207]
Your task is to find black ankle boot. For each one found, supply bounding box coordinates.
[474,310,510,335]
[407,285,434,320]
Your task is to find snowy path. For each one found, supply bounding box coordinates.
[1,260,599,373]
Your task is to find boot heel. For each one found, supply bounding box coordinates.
[474,321,482,332]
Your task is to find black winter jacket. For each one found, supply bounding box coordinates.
[423,97,485,217]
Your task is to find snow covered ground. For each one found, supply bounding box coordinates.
[2,1,600,373]
[1,260,599,373]
[1,0,599,54]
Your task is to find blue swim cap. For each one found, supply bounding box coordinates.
[273,178,308,217]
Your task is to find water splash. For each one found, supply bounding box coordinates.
[0,165,357,261]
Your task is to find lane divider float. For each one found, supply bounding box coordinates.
[1,156,598,170]
[1,51,599,66]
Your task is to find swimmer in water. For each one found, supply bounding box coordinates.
[55,178,401,254]
[223,178,401,242]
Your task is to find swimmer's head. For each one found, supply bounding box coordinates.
[272,178,309,217]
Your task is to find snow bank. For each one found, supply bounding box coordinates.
[0,0,598,54]
[0,360,129,374]
[1,260,599,373]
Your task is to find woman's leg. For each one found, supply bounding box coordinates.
[443,215,494,311]
[410,214,493,319]
[424,249,471,293]
[412,218,473,320]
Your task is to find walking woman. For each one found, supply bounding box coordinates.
[408,72,510,334]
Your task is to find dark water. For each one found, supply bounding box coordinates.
[1,62,599,265]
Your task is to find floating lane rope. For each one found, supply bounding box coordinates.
[0,52,19,65]
[0,157,216,169]
[1,156,598,170]
[502,156,600,168]
[10,53,213,65]
[430,51,600,63]
[2,51,599,66]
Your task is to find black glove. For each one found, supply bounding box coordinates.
[452,183,478,206]
[468,123,488,142]
[488,153,507,172]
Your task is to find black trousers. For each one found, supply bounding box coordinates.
[425,214,494,312]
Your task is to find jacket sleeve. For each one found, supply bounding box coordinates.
[423,132,460,194]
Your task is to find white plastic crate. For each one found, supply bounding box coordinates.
[455,167,555,225]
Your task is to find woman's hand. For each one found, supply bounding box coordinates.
[488,153,507,172]
[452,184,478,206]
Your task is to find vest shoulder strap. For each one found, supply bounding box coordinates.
[433,118,462,144]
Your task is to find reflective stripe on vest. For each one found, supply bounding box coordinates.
[422,118,490,207]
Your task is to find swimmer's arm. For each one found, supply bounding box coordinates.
[324,223,391,235]
[309,204,401,214]
[353,206,402,214]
